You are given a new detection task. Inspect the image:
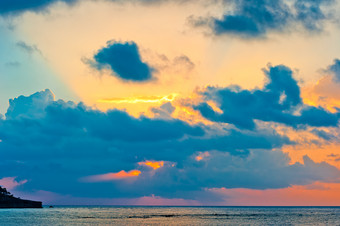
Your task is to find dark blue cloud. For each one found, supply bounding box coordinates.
[213,15,262,37]
[192,0,334,38]
[0,89,298,199]
[89,41,154,82]
[5,89,54,120]
[1,90,288,161]
[0,87,339,201]
[213,0,291,37]
[131,151,340,198]
[294,0,333,31]
[0,0,76,15]
[195,64,339,130]
[327,58,340,82]
[0,0,194,16]
[4,89,203,143]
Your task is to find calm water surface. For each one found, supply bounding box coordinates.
[1,206,340,225]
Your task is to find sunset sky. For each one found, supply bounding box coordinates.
[1,0,340,206]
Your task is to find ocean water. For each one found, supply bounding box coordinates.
[1,206,340,225]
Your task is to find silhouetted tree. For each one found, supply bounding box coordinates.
[0,186,11,196]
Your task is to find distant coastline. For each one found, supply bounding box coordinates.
[0,186,42,208]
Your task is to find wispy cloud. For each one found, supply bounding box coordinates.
[0,177,27,190]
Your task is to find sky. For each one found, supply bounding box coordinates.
[1,0,340,206]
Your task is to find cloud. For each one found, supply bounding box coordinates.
[82,170,141,182]
[138,160,165,170]
[214,0,291,38]
[327,58,340,83]
[151,102,175,119]
[0,0,335,39]
[87,41,155,82]
[16,41,42,55]
[190,0,334,38]
[4,61,21,67]
[301,59,340,113]
[294,0,334,31]
[311,129,337,141]
[0,0,77,16]
[0,89,296,199]
[157,54,195,74]
[195,64,339,130]
[172,55,195,71]
[5,89,55,120]
[0,177,27,190]
[0,83,338,201]
[0,0,198,16]
[4,90,204,142]
[133,51,196,80]
[97,150,340,199]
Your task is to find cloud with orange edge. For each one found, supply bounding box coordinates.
[138,160,164,170]
[301,59,340,112]
[195,152,210,161]
[81,170,141,182]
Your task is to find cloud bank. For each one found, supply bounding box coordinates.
[1,63,340,202]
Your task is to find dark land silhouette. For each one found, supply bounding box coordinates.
[0,186,42,208]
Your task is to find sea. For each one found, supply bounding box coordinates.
[1,206,340,225]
